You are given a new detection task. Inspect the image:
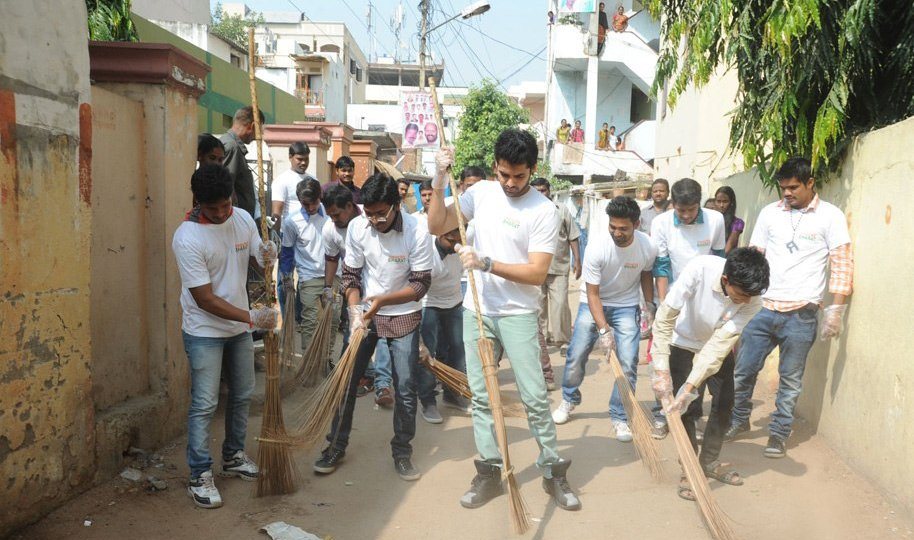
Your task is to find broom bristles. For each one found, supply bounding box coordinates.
[667,410,739,540]
[284,300,335,390]
[255,332,299,496]
[419,355,472,399]
[279,288,298,374]
[606,351,664,481]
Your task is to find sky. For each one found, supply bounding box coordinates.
[211,0,549,89]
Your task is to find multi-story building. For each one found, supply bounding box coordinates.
[544,0,659,184]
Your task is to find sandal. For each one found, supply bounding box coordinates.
[703,461,744,486]
[677,475,696,501]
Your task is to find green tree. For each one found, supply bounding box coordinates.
[86,0,138,41]
[211,2,264,51]
[453,79,530,176]
[649,1,914,185]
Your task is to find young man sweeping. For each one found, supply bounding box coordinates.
[552,197,657,445]
[650,248,769,500]
[427,129,581,511]
[727,157,854,458]
[314,172,433,481]
[172,164,279,508]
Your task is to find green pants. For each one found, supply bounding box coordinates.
[297,277,326,351]
[463,310,562,474]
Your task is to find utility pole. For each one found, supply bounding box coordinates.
[419,0,428,89]
[366,1,375,63]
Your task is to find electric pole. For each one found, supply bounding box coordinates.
[419,0,428,89]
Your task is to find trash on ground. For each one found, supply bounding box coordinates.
[260,521,321,540]
[147,476,167,491]
[119,467,143,482]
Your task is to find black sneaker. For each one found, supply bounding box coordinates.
[313,447,345,474]
[394,457,421,481]
[764,436,786,459]
[724,422,750,441]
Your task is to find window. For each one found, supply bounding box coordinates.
[356,67,363,82]
[230,54,242,68]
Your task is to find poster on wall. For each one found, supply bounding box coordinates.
[558,0,596,13]
[399,90,440,149]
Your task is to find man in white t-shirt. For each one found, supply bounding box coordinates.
[649,177,727,435]
[727,157,854,459]
[321,183,362,358]
[638,178,671,235]
[279,177,327,353]
[171,164,279,509]
[650,249,769,500]
[270,142,315,224]
[427,129,581,512]
[314,173,433,482]
[552,197,657,444]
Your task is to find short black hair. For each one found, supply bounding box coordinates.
[460,165,486,180]
[233,105,264,125]
[671,178,702,206]
[494,129,538,169]
[322,183,354,210]
[723,247,770,296]
[336,156,355,170]
[295,177,322,203]
[652,178,670,190]
[289,141,310,156]
[775,157,813,184]
[419,180,434,192]
[530,177,550,189]
[197,133,224,158]
[362,172,401,206]
[405,122,419,133]
[396,177,411,188]
[605,196,641,223]
[191,164,234,204]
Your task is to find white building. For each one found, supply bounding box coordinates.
[544,0,659,183]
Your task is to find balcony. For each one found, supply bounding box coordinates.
[549,141,653,180]
[296,89,326,121]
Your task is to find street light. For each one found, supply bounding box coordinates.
[420,0,490,88]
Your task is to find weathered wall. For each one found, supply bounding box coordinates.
[0,0,94,533]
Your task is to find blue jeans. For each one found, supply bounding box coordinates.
[327,324,420,459]
[418,303,466,405]
[182,331,255,478]
[731,306,819,440]
[560,303,641,422]
[373,339,393,393]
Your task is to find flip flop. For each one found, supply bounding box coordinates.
[678,475,696,501]
[703,461,744,486]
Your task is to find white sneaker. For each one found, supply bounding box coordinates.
[187,470,223,508]
[220,450,260,481]
[613,421,633,443]
[552,400,575,425]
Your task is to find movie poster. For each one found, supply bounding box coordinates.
[558,0,596,13]
[399,90,440,149]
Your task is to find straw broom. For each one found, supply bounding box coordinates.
[605,350,663,481]
[429,77,529,534]
[248,28,298,497]
[283,299,336,390]
[418,353,472,399]
[665,404,738,540]
[279,286,299,373]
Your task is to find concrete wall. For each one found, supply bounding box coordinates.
[0,0,94,532]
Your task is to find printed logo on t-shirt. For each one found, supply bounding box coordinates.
[388,255,407,264]
[235,242,249,252]
[798,233,820,242]
[623,262,640,269]
[696,239,711,247]
[502,216,520,230]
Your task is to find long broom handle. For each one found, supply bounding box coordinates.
[248,28,273,297]
[428,78,485,337]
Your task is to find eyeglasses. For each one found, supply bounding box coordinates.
[365,205,395,224]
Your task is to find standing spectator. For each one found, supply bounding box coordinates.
[570,120,585,143]
[271,142,314,225]
[397,177,412,201]
[704,198,717,210]
[220,106,264,219]
[415,180,434,216]
[197,134,225,167]
[459,165,486,194]
[556,119,571,144]
[322,156,362,204]
[597,2,609,55]
[727,157,853,459]
[597,123,611,151]
[612,4,629,32]
[616,135,626,151]
[548,10,555,25]
[639,178,671,234]
[715,186,745,253]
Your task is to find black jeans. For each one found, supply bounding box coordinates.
[670,345,735,468]
[326,323,420,460]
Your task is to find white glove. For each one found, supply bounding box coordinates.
[433,147,455,189]
[454,243,492,272]
[259,240,277,268]
[321,286,334,306]
[597,327,615,352]
[642,303,656,338]
[265,215,278,229]
[668,385,699,414]
[348,305,366,334]
[249,307,279,331]
[819,304,847,340]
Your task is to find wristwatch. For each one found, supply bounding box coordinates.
[480,256,494,273]
[598,326,610,336]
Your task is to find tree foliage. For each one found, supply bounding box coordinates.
[211,2,264,51]
[648,0,914,185]
[453,79,530,176]
[86,0,138,41]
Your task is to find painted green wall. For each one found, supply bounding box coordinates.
[133,16,304,133]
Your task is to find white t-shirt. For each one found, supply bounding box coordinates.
[580,230,657,307]
[651,208,726,280]
[172,209,262,338]
[425,242,464,309]
[344,211,433,316]
[665,255,762,352]
[281,208,328,281]
[750,198,851,305]
[271,169,315,220]
[458,181,559,316]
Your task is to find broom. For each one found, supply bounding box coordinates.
[605,350,663,481]
[664,403,738,540]
[429,77,529,534]
[249,28,298,497]
[283,299,336,390]
[279,285,299,373]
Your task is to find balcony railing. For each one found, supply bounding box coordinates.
[295,89,323,106]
